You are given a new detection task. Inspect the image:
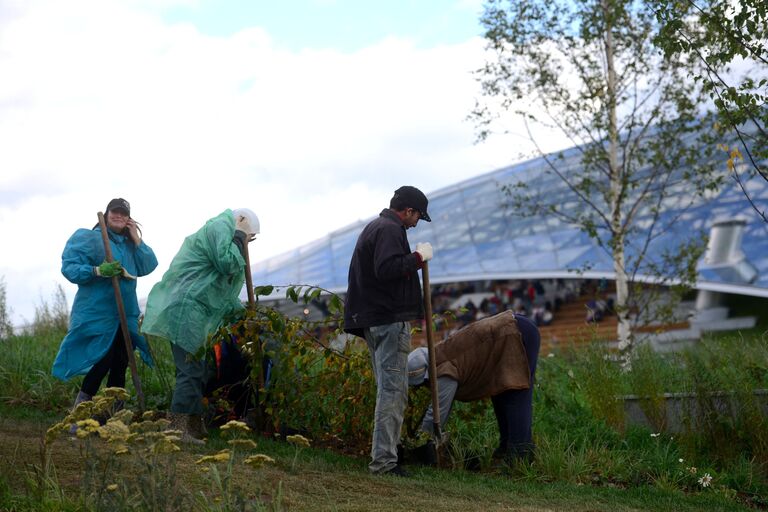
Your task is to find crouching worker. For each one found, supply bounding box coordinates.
[407,310,540,464]
[141,208,260,445]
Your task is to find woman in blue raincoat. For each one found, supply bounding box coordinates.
[52,198,158,412]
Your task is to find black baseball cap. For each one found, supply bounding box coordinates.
[393,186,431,222]
[106,198,130,216]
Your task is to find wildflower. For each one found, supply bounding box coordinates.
[567,370,574,379]
[220,420,251,434]
[45,422,69,444]
[102,387,130,400]
[678,458,684,463]
[286,434,311,448]
[650,433,660,438]
[112,409,134,424]
[547,353,555,358]
[244,454,275,468]
[75,419,100,437]
[688,466,697,474]
[152,440,181,455]
[113,445,129,455]
[228,439,258,450]
[106,484,119,492]
[698,473,712,487]
[98,420,130,441]
[195,450,231,464]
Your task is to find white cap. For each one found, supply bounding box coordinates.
[232,208,260,235]
[407,347,429,387]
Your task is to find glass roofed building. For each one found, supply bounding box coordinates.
[250,147,768,302]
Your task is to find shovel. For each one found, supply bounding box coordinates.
[241,240,265,428]
[97,212,145,412]
[421,260,443,465]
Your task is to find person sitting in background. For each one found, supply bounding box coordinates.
[407,310,541,464]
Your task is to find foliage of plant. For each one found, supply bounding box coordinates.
[576,346,628,432]
[626,343,672,432]
[32,283,69,337]
[0,276,14,340]
[652,0,768,221]
[209,285,435,451]
[472,0,726,352]
[41,390,282,511]
[2,287,767,507]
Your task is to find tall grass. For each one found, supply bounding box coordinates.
[1,318,766,507]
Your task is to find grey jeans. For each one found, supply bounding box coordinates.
[364,322,411,473]
[170,342,208,415]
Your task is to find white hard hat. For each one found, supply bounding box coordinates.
[232,208,260,235]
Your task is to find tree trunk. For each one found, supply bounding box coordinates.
[603,0,633,352]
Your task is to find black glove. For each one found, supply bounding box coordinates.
[233,229,248,256]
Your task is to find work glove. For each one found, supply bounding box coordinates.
[121,268,137,280]
[233,229,248,256]
[415,242,433,262]
[95,260,122,278]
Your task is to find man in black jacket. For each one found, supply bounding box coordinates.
[344,186,434,476]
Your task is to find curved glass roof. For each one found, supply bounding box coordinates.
[251,146,768,298]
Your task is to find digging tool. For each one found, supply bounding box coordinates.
[97,212,145,411]
[421,260,443,465]
[241,240,265,427]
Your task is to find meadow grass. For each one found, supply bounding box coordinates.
[0,324,766,510]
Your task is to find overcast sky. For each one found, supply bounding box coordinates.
[0,0,568,327]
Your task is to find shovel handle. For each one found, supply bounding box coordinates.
[97,212,145,411]
[422,261,442,453]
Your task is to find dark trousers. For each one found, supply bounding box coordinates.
[81,328,128,396]
[491,313,541,454]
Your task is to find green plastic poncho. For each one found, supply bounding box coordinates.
[141,210,246,353]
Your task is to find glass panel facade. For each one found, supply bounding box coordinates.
[251,149,768,295]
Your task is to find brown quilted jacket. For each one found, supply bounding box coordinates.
[435,310,530,401]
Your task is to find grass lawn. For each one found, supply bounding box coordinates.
[0,410,754,512]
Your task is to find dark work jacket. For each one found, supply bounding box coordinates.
[344,208,424,337]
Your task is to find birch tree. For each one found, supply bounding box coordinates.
[472,0,723,352]
[653,0,768,221]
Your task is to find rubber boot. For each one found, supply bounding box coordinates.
[167,412,205,446]
[69,391,93,435]
[187,414,208,440]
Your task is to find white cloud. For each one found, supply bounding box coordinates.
[0,0,564,327]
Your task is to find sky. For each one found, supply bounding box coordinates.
[0,0,568,328]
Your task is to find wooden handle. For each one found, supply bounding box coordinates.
[422,261,442,461]
[97,212,145,411]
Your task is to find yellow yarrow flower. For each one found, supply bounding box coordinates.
[98,420,130,441]
[220,420,251,434]
[102,387,130,400]
[286,434,310,448]
[244,454,275,468]
[195,450,231,464]
[228,439,258,450]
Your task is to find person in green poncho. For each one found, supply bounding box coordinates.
[141,208,260,444]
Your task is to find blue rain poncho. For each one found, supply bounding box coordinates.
[141,210,246,354]
[52,228,158,381]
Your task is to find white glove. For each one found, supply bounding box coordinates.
[121,268,137,280]
[415,242,433,262]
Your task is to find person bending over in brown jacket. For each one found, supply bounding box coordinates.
[407,310,540,464]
